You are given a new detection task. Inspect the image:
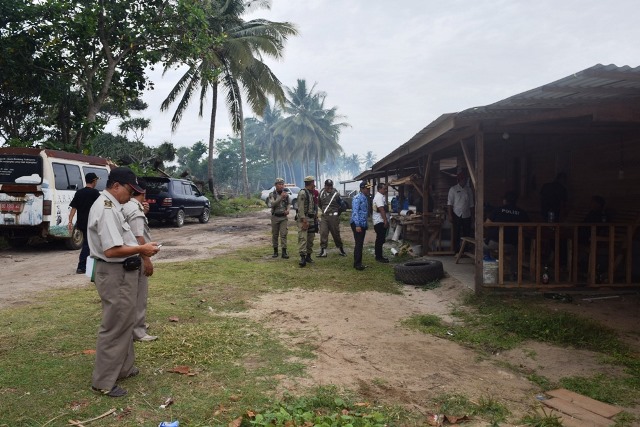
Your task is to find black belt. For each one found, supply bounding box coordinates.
[272,212,287,217]
[95,258,124,264]
[95,256,141,271]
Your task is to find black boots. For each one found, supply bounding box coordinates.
[305,254,313,263]
[281,248,289,259]
[299,254,307,267]
[272,247,278,258]
[318,248,327,257]
[338,247,347,257]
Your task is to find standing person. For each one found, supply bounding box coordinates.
[87,167,161,398]
[540,172,568,222]
[350,181,372,271]
[317,179,346,257]
[372,183,389,262]
[68,173,101,274]
[484,191,530,280]
[447,170,474,253]
[268,178,290,259]
[297,176,317,267]
[122,179,157,342]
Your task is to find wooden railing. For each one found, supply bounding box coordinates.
[483,222,638,287]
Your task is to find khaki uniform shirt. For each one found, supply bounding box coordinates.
[298,188,316,218]
[318,188,341,215]
[87,190,139,262]
[269,190,289,215]
[123,199,152,243]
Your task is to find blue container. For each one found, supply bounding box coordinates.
[159,422,179,427]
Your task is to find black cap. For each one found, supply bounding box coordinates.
[108,167,143,193]
[359,181,372,189]
[324,179,334,186]
[85,172,99,182]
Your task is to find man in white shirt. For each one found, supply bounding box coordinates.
[372,183,389,262]
[447,170,474,253]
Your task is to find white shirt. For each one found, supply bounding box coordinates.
[372,191,388,225]
[447,183,474,218]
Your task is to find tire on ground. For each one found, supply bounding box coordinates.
[394,258,444,285]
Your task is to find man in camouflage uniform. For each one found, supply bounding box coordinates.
[268,178,290,259]
[317,179,346,257]
[297,176,317,267]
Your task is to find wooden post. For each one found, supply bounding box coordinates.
[474,132,485,294]
[422,154,433,252]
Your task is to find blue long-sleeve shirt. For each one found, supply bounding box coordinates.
[350,192,369,229]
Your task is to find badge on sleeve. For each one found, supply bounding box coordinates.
[104,200,113,208]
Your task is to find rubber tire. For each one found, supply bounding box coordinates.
[65,227,84,250]
[174,209,185,228]
[394,259,444,285]
[199,207,210,223]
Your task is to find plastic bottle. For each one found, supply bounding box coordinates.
[542,266,550,284]
[158,422,179,427]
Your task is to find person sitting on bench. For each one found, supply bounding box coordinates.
[484,191,529,280]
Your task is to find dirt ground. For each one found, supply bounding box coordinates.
[1,209,639,424]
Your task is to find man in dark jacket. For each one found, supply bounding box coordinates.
[68,172,101,273]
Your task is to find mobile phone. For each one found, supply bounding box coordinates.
[156,243,163,248]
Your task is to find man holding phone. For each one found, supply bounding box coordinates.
[123,178,158,342]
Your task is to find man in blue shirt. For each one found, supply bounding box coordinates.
[350,181,372,270]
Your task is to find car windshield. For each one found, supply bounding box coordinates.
[145,179,169,195]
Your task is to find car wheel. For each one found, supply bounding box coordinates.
[291,199,298,210]
[394,259,444,285]
[199,207,210,223]
[65,227,84,250]
[174,209,185,228]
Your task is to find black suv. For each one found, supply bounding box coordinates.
[143,177,210,227]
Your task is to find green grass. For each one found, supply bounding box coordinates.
[0,233,403,426]
[403,293,640,408]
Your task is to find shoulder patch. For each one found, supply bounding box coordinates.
[104,200,113,208]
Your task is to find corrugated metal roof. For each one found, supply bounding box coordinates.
[371,64,640,173]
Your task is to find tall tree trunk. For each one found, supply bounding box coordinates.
[207,85,219,196]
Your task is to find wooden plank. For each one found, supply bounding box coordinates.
[547,389,621,418]
[542,398,612,427]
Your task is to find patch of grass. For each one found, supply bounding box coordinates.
[210,196,265,216]
[430,393,510,424]
[520,407,563,426]
[613,411,639,427]
[404,293,640,409]
[245,385,395,427]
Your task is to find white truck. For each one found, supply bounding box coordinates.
[0,147,111,248]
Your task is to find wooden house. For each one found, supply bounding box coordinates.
[360,64,640,292]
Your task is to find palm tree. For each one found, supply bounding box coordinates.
[363,151,377,169]
[277,79,348,182]
[161,0,297,196]
[244,101,285,179]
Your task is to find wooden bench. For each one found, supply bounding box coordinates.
[455,237,476,263]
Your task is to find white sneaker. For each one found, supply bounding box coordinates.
[136,334,158,342]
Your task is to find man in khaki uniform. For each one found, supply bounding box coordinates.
[122,179,158,342]
[87,167,161,398]
[268,178,290,259]
[297,176,317,267]
[317,179,346,257]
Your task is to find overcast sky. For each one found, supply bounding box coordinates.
[112,0,640,163]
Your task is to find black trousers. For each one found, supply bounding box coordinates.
[374,222,387,259]
[351,222,366,267]
[452,213,472,252]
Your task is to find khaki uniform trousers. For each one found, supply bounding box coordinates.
[297,219,315,255]
[92,261,139,390]
[133,272,149,340]
[319,213,343,250]
[271,215,288,248]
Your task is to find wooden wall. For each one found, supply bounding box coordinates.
[482,132,640,222]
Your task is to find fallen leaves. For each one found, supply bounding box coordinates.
[167,365,197,376]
